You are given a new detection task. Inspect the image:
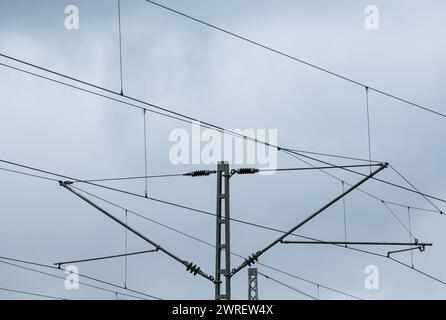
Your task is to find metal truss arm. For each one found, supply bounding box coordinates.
[60,181,214,282]
[230,163,388,277]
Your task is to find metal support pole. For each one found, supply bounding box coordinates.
[248,268,258,300]
[215,161,231,300]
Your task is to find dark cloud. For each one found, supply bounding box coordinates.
[0,0,445,299]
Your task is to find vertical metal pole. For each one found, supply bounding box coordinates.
[215,162,223,299]
[215,161,231,300]
[248,268,258,300]
[224,162,231,300]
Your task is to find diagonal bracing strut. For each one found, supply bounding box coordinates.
[60,181,214,282]
[230,163,388,277]
[54,249,159,268]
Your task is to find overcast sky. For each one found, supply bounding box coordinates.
[0,0,445,300]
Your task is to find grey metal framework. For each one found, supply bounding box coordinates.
[215,161,231,300]
[248,268,259,300]
[57,161,432,300]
